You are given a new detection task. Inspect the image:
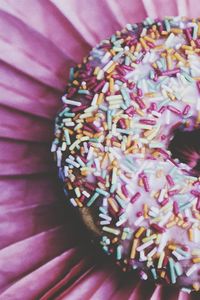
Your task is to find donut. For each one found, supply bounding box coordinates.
[52,16,200,293]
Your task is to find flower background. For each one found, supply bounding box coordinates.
[0,0,200,299]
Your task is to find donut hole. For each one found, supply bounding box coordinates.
[168,127,200,177]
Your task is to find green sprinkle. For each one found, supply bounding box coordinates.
[169,258,176,284]
[87,192,99,207]
[102,226,120,235]
[116,245,123,260]
[96,188,109,197]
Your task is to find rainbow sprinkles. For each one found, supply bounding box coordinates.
[52,16,200,292]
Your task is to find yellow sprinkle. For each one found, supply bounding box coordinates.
[154,45,165,51]
[190,40,196,48]
[171,28,183,34]
[185,50,195,55]
[72,80,79,86]
[109,78,114,94]
[75,198,83,207]
[110,49,115,56]
[193,282,200,292]
[144,36,155,43]
[108,197,119,213]
[130,238,139,259]
[166,55,172,70]
[93,66,100,75]
[160,270,166,278]
[143,204,148,218]
[166,220,176,228]
[161,30,168,36]
[182,45,193,50]
[135,227,145,238]
[107,62,117,74]
[168,244,177,251]
[158,251,165,269]
[193,257,200,263]
[189,228,193,241]
[135,42,142,52]
[139,37,148,50]
[97,93,104,105]
[136,108,145,116]
[174,52,186,64]
[142,234,157,243]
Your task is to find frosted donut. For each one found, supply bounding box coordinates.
[52,17,200,292]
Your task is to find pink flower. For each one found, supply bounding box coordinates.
[0,1,199,299]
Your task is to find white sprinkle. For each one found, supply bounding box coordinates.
[103,60,113,71]
[101,52,111,63]
[165,33,175,47]
[147,247,157,258]
[137,240,154,252]
[70,198,77,207]
[56,148,62,167]
[102,82,109,93]
[134,216,144,226]
[83,190,90,198]
[158,188,166,203]
[157,233,167,253]
[87,147,94,160]
[61,96,81,106]
[99,213,112,221]
[51,143,57,152]
[186,264,197,277]
[91,94,99,106]
[159,211,172,226]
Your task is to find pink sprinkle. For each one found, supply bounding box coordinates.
[83,125,93,132]
[136,211,143,217]
[160,198,169,206]
[151,223,166,233]
[197,81,200,93]
[121,184,129,197]
[119,119,126,129]
[89,123,101,133]
[184,28,192,42]
[67,87,76,98]
[160,68,180,76]
[125,106,135,117]
[72,105,87,112]
[123,65,134,71]
[84,182,95,191]
[131,192,141,204]
[173,201,179,215]
[191,190,200,197]
[158,23,164,34]
[168,189,179,196]
[79,195,86,202]
[146,42,154,48]
[116,65,126,76]
[196,198,200,211]
[158,106,166,114]
[97,176,106,184]
[128,82,135,89]
[161,134,167,141]
[142,175,150,192]
[93,80,106,93]
[195,39,200,47]
[139,119,156,125]
[166,174,175,186]
[134,96,146,109]
[157,148,169,158]
[78,156,87,164]
[167,105,182,115]
[137,88,143,97]
[182,105,191,115]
